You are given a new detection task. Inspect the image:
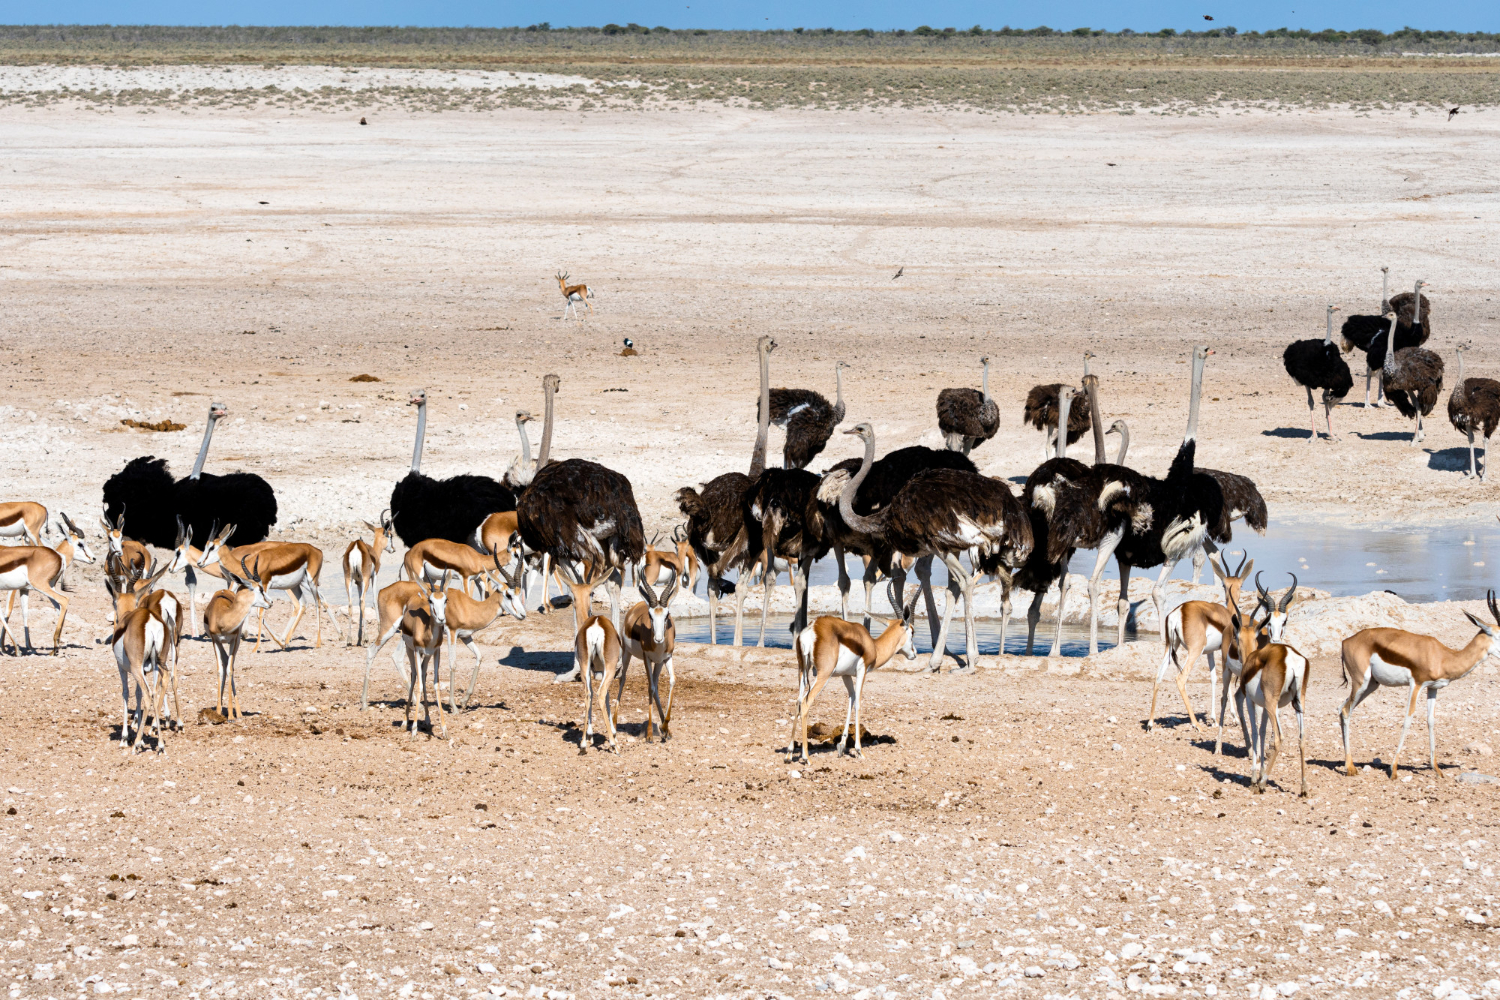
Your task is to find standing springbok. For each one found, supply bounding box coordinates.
[576,614,624,753]
[100,507,150,575]
[640,526,699,593]
[0,513,93,654]
[787,583,919,765]
[104,557,175,753]
[1229,594,1312,796]
[399,575,451,740]
[556,271,594,320]
[441,555,527,711]
[343,511,396,645]
[199,525,339,649]
[1339,591,1500,780]
[1150,552,1252,735]
[202,558,274,720]
[0,501,46,544]
[619,568,679,743]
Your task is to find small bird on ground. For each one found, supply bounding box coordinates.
[892,267,904,280]
[359,117,368,125]
[620,338,638,357]
[1449,107,1461,121]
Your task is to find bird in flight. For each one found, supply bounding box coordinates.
[892,267,904,280]
[1203,14,1214,20]
[1449,106,1461,121]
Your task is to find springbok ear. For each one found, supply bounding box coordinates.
[1464,611,1493,635]
[1209,555,1226,582]
[362,521,378,532]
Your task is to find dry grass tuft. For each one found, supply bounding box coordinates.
[349,374,381,382]
[120,418,186,432]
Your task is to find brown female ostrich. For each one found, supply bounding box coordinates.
[1342,273,1433,407]
[1380,292,1444,446]
[760,359,845,469]
[1024,351,1095,461]
[1447,344,1500,479]
[676,336,776,645]
[836,422,1032,673]
[936,356,999,454]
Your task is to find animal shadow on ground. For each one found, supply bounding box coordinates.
[1355,430,1413,442]
[496,645,573,676]
[1142,712,1199,732]
[1425,447,1473,472]
[1261,427,1314,439]
[1190,735,1249,758]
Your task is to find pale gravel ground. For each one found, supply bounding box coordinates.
[2,102,1500,1000]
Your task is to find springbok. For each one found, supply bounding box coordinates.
[100,507,150,575]
[787,583,919,765]
[398,575,451,740]
[0,501,46,544]
[556,271,594,320]
[786,581,912,761]
[1229,593,1312,796]
[620,568,679,743]
[640,526,698,593]
[440,555,527,711]
[576,614,623,753]
[199,524,339,649]
[343,511,396,645]
[104,556,175,753]
[1,513,93,654]
[1339,591,1500,780]
[203,557,274,720]
[1150,552,1252,736]
[0,517,90,656]
[402,536,503,598]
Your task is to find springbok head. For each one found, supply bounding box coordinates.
[887,582,920,662]
[489,551,527,621]
[1254,572,1297,643]
[100,506,127,555]
[58,512,94,565]
[1462,591,1500,666]
[1209,550,1254,612]
[636,564,679,644]
[196,521,238,568]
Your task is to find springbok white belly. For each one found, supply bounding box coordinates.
[267,568,308,593]
[1368,653,1413,688]
[831,642,865,678]
[0,566,31,590]
[0,522,30,539]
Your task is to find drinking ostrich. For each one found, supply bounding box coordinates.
[389,389,515,548]
[1024,352,1095,462]
[1342,274,1434,407]
[1283,304,1354,442]
[836,423,1032,673]
[937,356,1000,455]
[1447,344,1500,479]
[760,359,845,469]
[103,401,278,550]
[1380,296,1445,446]
[676,336,775,645]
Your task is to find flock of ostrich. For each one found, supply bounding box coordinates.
[1,266,1498,796]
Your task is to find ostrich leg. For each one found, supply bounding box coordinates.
[943,553,979,674]
[1117,560,1134,649]
[1024,588,1045,656]
[733,566,752,646]
[926,569,962,673]
[707,575,720,645]
[1468,430,1478,478]
[913,555,941,648]
[757,563,774,648]
[1049,569,1070,657]
[861,558,879,631]
[1305,385,1319,442]
[834,544,851,622]
[1087,528,1124,656]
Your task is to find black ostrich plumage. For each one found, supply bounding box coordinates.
[1198,469,1268,545]
[1013,457,1093,596]
[1023,384,1092,446]
[936,387,1000,450]
[759,388,841,469]
[746,468,822,565]
[1283,340,1354,399]
[103,455,277,549]
[1109,440,1224,571]
[389,472,514,549]
[1343,293,1431,372]
[1450,377,1500,441]
[676,472,754,580]
[517,458,643,571]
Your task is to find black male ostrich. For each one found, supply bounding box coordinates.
[389,389,515,548]
[1342,272,1433,406]
[1023,351,1095,460]
[836,423,1032,673]
[1448,345,1500,479]
[760,359,845,469]
[103,401,277,549]
[937,356,1000,455]
[746,466,821,646]
[1283,303,1354,443]
[1380,305,1445,446]
[676,336,776,645]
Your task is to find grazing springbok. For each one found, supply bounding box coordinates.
[402,536,501,598]
[620,568,679,743]
[556,270,594,320]
[1150,551,1253,735]
[575,613,623,754]
[199,525,339,649]
[343,511,396,645]
[787,583,919,765]
[202,557,274,721]
[104,557,175,753]
[1339,591,1500,780]
[440,555,527,711]
[1228,593,1312,796]
[0,500,46,544]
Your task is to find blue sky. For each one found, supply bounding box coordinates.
[6,0,1497,32]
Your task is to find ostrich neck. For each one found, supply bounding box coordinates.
[833,364,846,422]
[516,414,532,466]
[1116,424,1131,465]
[1325,307,1334,345]
[1380,269,1390,312]
[1383,315,1399,373]
[1456,352,1467,400]
[1184,350,1206,443]
[749,347,771,479]
[1085,376,1107,464]
[1082,354,1091,379]
[980,360,991,403]
[1411,283,1423,327]
[538,382,555,467]
[837,435,881,536]
[1055,392,1071,460]
[190,412,218,480]
[410,400,426,473]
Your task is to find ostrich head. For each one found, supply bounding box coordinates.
[409,389,427,408]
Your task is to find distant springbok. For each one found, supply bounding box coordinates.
[556,271,594,320]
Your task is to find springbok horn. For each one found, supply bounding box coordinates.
[1279,573,1298,613]
[1488,588,1499,627]
[1254,571,1272,607]
[1232,550,1248,578]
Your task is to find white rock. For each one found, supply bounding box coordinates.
[1277,984,1300,997]
[1024,966,1045,978]
[885,832,903,843]
[1120,942,1144,960]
